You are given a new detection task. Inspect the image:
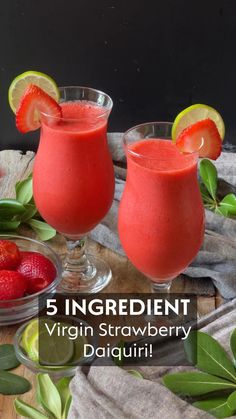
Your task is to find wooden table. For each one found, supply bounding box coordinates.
[0,150,224,419]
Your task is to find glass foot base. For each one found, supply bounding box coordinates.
[57,254,112,294]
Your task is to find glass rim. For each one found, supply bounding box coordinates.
[123,121,199,161]
[40,85,113,122]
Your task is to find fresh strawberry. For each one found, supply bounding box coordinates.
[27,277,52,294]
[176,118,222,160]
[0,270,27,300]
[16,84,62,133]
[17,252,56,290]
[0,240,21,270]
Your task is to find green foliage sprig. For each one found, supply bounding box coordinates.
[14,374,72,419]
[199,159,236,217]
[163,329,236,418]
[0,174,56,241]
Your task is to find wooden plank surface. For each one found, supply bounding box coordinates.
[0,150,222,419]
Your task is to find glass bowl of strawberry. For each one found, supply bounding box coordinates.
[0,235,62,326]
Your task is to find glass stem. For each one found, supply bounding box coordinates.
[64,237,95,278]
[151,281,171,293]
[59,235,112,293]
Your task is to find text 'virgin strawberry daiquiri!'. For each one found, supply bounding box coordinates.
[119,116,223,292]
[10,72,114,294]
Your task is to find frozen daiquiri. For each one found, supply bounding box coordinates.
[119,105,224,292]
[34,99,114,236]
[9,71,114,294]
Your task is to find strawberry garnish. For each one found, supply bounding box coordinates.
[16,84,62,133]
[0,271,27,300]
[17,251,56,291]
[0,240,21,270]
[176,118,222,160]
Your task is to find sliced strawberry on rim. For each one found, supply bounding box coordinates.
[176,118,222,160]
[16,84,62,133]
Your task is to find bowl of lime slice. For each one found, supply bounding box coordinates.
[14,316,97,379]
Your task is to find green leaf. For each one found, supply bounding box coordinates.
[0,371,31,395]
[27,219,56,241]
[162,372,236,396]
[215,206,229,217]
[56,377,72,414]
[0,221,21,231]
[227,390,236,410]
[15,176,33,204]
[199,159,218,200]
[127,370,144,379]
[200,184,215,205]
[0,344,20,370]
[219,194,236,216]
[14,398,48,419]
[113,340,125,367]
[37,374,62,419]
[36,383,43,406]
[193,396,234,418]
[16,203,38,222]
[0,199,25,219]
[230,329,236,363]
[184,331,197,364]
[184,331,236,383]
[63,395,72,419]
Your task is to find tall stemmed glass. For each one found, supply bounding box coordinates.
[33,86,114,293]
[118,122,205,292]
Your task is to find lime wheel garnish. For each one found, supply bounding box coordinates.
[8,70,60,113]
[172,104,225,142]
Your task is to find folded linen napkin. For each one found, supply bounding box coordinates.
[68,298,236,419]
[90,133,236,299]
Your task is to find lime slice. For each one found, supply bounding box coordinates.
[70,335,88,364]
[8,71,60,113]
[54,321,87,365]
[21,319,39,355]
[40,335,87,369]
[21,318,55,361]
[172,104,225,141]
[38,329,74,366]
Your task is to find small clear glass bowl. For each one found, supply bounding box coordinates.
[0,235,62,326]
[14,317,97,379]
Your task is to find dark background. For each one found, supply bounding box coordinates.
[1,0,236,151]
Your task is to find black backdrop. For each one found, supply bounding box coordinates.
[1,0,236,151]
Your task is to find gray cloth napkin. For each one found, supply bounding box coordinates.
[90,133,236,299]
[68,299,236,419]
